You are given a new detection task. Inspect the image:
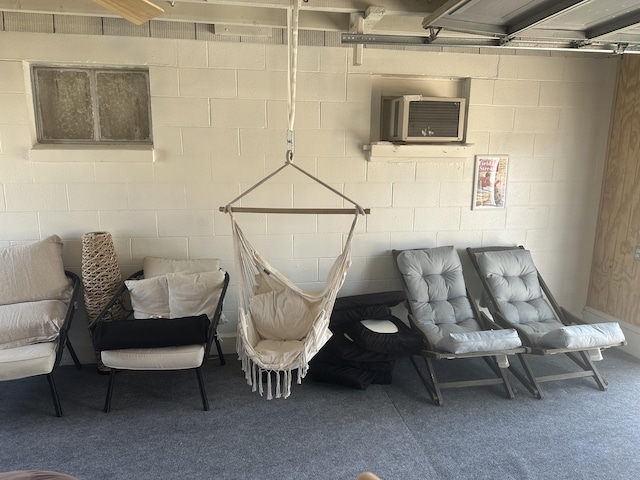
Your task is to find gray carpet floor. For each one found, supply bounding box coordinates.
[2,348,639,480]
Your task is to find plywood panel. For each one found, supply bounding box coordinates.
[588,55,640,328]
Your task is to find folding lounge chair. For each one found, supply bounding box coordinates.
[467,246,626,397]
[393,246,526,405]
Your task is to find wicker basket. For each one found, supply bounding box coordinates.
[81,231,123,323]
[81,231,124,373]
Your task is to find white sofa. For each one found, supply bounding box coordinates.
[0,235,81,416]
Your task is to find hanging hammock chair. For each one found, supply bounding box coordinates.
[229,208,361,399]
[220,0,369,399]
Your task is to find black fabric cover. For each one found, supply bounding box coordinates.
[330,291,406,334]
[308,361,379,390]
[92,314,209,351]
[344,316,424,355]
[309,291,423,390]
[314,333,403,363]
[332,290,406,311]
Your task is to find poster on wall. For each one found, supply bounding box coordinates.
[473,154,509,209]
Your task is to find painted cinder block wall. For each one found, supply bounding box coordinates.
[0,31,618,362]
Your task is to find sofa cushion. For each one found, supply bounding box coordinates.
[0,300,67,350]
[0,235,71,306]
[143,257,220,279]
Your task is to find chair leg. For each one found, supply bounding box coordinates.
[104,369,116,413]
[409,355,443,406]
[569,351,608,391]
[66,339,82,370]
[46,373,63,417]
[214,335,226,366]
[510,354,544,399]
[195,367,209,411]
[482,356,516,400]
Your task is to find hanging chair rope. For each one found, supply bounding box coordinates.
[220,0,368,216]
[286,0,300,155]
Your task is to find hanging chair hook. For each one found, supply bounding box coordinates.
[286,129,294,163]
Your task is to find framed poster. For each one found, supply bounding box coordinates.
[473,154,509,209]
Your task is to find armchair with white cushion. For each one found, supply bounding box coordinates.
[0,235,81,417]
[89,257,229,412]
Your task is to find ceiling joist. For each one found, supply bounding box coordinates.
[2,0,640,55]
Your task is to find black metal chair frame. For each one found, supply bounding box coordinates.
[466,245,627,398]
[34,271,82,417]
[392,248,528,406]
[89,269,229,412]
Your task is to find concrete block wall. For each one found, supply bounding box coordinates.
[0,31,618,361]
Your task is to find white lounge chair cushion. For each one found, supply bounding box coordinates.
[142,257,220,279]
[250,289,313,341]
[0,342,57,380]
[435,328,522,354]
[125,275,170,319]
[125,269,225,320]
[166,270,226,320]
[0,300,67,349]
[0,235,71,306]
[101,344,205,370]
[537,322,626,349]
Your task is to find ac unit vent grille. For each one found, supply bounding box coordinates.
[407,101,461,138]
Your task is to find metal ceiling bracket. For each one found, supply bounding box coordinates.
[615,43,630,55]
[427,26,441,43]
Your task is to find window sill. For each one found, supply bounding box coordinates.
[364,142,472,161]
[30,144,155,163]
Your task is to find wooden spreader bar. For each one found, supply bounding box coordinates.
[219,207,370,214]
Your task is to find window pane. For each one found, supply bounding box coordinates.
[36,69,94,140]
[97,71,150,142]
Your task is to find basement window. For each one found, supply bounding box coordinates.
[31,66,152,145]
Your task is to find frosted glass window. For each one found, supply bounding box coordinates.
[33,66,152,145]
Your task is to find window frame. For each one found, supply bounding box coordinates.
[31,65,153,146]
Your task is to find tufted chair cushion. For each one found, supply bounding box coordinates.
[396,246,485,349]
[475,249,563,339]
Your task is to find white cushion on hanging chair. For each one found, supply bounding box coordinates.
[250,288,314,341]
[254,339,305,366]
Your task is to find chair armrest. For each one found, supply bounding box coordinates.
[88,270,141,330]
[54,270,81,366]
[204,270,230,358]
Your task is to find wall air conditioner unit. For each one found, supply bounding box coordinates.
[388,95,466,143]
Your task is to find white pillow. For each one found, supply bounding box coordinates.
[0,235,71,306]
[143,257,221,279]
[0,300,67,349]
[249,289,313,341]
[166,270,226,320]
[125,275,170,319]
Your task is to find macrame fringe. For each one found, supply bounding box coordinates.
[238,351,300,400]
